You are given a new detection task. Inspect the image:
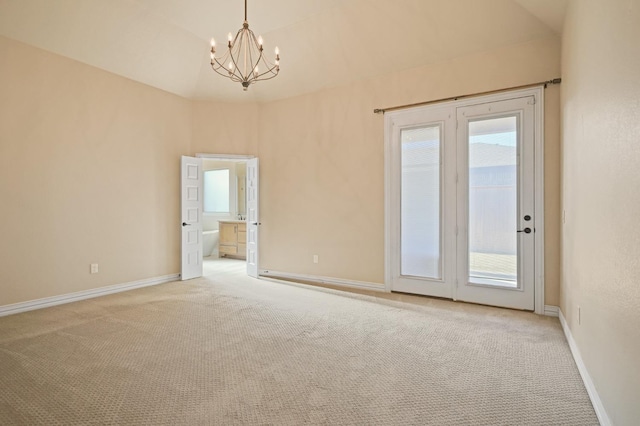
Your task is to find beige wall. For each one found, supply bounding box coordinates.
[258,36,562,304]
[191,100,259,156]
[0,37,191,305]
[561,1,640,424]
[0,34,563,309]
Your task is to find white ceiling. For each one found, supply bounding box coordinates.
[0,0,567,102]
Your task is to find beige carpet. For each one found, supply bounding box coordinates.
[0,259,598,425]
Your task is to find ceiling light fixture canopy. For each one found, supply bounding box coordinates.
[209,0,280,91]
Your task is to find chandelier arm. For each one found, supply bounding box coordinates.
[261,54,279,70]
[260,55,278,73]
[243,29,252,78]
[258,52,276,69]
[228,33,247,81]
[251,64,279,82]
[248,42,259,77]
[224,28,242,81]
[212,50,243,83]
[253,68,279,82]
[253,52,279,80]
[234,31,246,80]
[211,59,236,81]
[211,61,243,83]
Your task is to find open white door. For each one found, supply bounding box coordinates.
[181,156,203,280]
[246,158,259,278]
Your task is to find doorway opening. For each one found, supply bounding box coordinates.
[181,154,259,281]
[201,159,247,261]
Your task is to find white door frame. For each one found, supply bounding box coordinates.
[195,153,259,278]
[384,87,545,314]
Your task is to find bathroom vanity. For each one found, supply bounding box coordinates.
[218,221,246,259]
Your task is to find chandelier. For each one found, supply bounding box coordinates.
[209,0,280,91]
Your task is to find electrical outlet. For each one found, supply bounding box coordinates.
[90,263,99,274]
[313,255,319,264]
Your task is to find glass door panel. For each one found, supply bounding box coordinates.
[467,116,518,288]
[401,125,441,279]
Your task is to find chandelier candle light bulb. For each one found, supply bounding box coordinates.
[209,0,280,91]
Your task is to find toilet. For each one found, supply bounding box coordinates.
[203,230,220,258]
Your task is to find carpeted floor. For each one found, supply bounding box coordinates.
[0,259,598,425]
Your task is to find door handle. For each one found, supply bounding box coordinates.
[251,222,261,226]
[182,222,191,227]
[517,228,532,234]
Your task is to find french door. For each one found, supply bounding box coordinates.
[386,90,541,311]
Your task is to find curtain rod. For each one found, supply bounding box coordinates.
[373,78,561,114]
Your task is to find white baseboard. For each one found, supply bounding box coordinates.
[259,269,385,292]
[559,310,611,426]
[0,274,180,317]
[544,305,559,317]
